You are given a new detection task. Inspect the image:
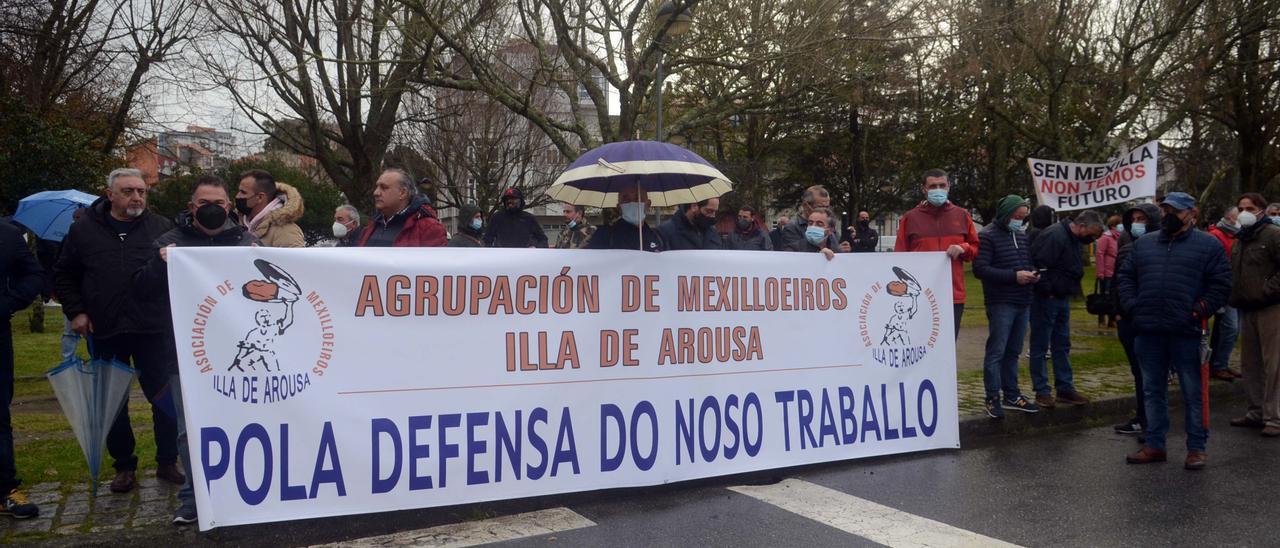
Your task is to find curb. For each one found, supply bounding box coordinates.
[958,378,1242,446]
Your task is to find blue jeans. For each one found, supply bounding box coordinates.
[982,303,1029,400]
[1209,306,1238,371]
[169,374,195,513]
[60,315,80,362]
[1134,334,1207,452]
[1029,296,1075,395]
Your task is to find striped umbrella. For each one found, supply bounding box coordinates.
[548,140,733,207]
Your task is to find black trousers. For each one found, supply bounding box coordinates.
[96,333,179,471]
[0,319,18,492]
[1117,319,1146,426]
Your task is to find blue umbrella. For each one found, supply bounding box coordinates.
[13,189,98,242]
[547,140,733,207]
[46,339,136,495]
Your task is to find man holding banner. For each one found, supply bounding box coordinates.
[1118,192,1231,470]
[893,169,979,338]
[133,175,259,524]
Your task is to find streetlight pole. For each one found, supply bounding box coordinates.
[653,1,692,143]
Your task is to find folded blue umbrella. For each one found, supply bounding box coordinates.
[46,338,137,495]
[13,189,97,242]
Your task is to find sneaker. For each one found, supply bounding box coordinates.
[1034,394,1056,409]
[172,505,197,525]
[0,489,38,519]
[1002,395,1040,414]
[1056,390,1090,405]
[1113,418,1143,435]
[984,397,1004,419]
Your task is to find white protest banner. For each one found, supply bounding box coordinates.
[168,247,959,530]
[1028,140,1159,211]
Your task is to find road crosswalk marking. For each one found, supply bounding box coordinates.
[730,479,1023,548]
[312,507,595,547]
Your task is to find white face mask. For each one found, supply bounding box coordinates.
[1238,211,1257,227]
[332,221,349,238]
[620,202,647,225]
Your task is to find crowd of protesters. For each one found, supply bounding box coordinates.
[1,163,1277,526]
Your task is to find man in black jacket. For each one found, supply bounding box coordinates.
[586,185,665,252]
[768,215,789,250]
[483,188,548,248]
[658,198,722,250]
[54,168,183,493]
[1028,209,1104,408]
[842,211,879,253]
[134,175,257,525]
[0,220,43,519]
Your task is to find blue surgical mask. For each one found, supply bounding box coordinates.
[620,202,647,225]
[927,189,948,207]
[471,218,483,231]
[567,219,577,229]
[1130,223,1146,237]
[1270,216,1280,225]
[1008,219,1024,232]
[804,226,827,245]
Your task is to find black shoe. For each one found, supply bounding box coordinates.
[1002,395,1040,414]
[1114,418,1142,435]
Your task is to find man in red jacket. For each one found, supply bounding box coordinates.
[358,169,448,247]
[894,169,979,338]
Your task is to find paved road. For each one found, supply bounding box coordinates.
[52,399,1278,547]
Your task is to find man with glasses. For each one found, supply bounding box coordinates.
[54,168,183,493]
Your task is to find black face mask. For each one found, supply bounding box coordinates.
[235,197,253,216]
[1161,214,1185,234]
[737,219,752,231]
[195,204,228,231]
[695,215,714,229]
[857,220,870,228]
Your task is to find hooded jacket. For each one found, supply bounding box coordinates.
[0,221,42,320]
[893,200,980,304]
[448,204,485,248]
[1205,222,1236,256]
[249,182,305,248]
[658,207,723,250]
[483,188,548,248]
[1117,225,1232,336]
[1026,205,1056,247]
[1229,219,1280,310]
[973,196,1034,306]
[358,194,448,248]
[1116,203,1162,274]
[54,197,174,337]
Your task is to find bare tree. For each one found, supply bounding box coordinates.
[199,0,446,210]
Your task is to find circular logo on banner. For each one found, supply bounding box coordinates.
[186,258,336,404]
[857,266,941,368]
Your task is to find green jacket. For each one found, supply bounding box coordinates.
[1230,222,1280,310]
